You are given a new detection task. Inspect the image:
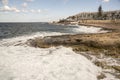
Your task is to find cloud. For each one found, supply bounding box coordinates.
[0,0,20,13]
[1,0,8,5]
[63,0,69,4]
[0,5,20,12]
[30,9,35,13]
[21,9,42,13]
[22,2,28,8]
[21,9,28,13]
[11,7,20,12]
[0,5,42,13]
[103,0,110,2]
[0,0,43,13]
[25,0,34,2]
[30,9,41,13]
[37,9,41,13]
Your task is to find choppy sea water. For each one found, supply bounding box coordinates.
[0,22,107,39]
[0,22,105,80]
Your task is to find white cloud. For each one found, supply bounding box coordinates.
[2,0,8,5]
[30,9,35,13]
[0,5,42,13]
[103,0,110,2]
[25,0,34,2]
[0,0,43,13]
[0,0,20,13]
[30,9,41,13]
[37,9,41,13]
[22,2,28,8]
[21,9,28,13]
[21,9,42,13]
[12,7,20,12]
[0,5,20,13]
[2,5,11,11]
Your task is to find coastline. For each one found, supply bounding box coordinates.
[27,31,120,57]
[27,23,120,80]
[52,19,120,30]
[27,22,120,58]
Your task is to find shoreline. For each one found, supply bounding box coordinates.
[27,31,120,56]
[27,22,120,57]
[52,19,120,31]
[27,23,120,80]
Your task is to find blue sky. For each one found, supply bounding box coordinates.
[0,0,120,22]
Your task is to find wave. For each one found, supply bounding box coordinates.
[0,46,101,80]
[0,25,108,46]
[71,25,108,33]
[0,31,66,46]
[0,25,107,80]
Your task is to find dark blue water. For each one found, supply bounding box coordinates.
[0,22,77,39]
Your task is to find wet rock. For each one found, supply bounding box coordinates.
[97,73,106,79]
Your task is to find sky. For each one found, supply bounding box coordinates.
[0,0,120,22]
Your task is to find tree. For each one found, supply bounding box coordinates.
[98,5,103,19]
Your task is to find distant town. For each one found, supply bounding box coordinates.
[55,6,120,26]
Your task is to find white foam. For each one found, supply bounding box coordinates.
[0,26,108,46]
[72,25,108,33]
[0,26,109,80]
[0,32,66,46]
[0,46,101,80]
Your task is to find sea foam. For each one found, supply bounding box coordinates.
[72,25,108,33]
[0,25,104,80]
[0,46,101,80]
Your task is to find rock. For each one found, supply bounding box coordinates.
[97,73,106,79]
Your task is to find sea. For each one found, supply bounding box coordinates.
[0,22,105,80]
[0,22,105,39]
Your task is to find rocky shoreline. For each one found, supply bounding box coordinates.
[26,24,120,80]
[28,32,120,55]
